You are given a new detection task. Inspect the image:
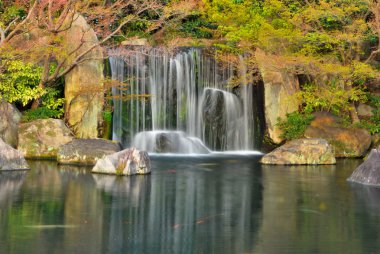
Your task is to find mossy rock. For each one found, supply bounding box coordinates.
[18,119,74,159]
[305,112,371,158]
[57,139,122,166]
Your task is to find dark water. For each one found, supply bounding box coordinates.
[0,157,379,254]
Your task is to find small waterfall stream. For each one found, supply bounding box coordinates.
[110,48,260,153]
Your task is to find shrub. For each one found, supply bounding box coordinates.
[22,107,62,122]
[277,111,314,140]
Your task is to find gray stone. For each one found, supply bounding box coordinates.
[92,148,151,176]
[0,138,29,170]
[260,138,336,165]
[18,119,74,159]
[57,139,122,166]
[0,101,21,148]
[348,149,380,186]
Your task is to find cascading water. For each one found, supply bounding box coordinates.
[109,47,260,154]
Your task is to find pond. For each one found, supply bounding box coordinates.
[0,156,379,254]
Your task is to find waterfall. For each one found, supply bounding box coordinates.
[109,48,258,153]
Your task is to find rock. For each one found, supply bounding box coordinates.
[256,49,300,144]
[121,37,149,46]
[0,138,29,170]
[0,101,22,148]
[64,14,104,139]
[260,138,336,165]
[305,112,371,157]
[347,149,380,186]
[18,119,73,159]
[92,148,151,176]
[57,139,122,166]
[357,104,374,117]
[133,131,210,154]
[201,88,243,150]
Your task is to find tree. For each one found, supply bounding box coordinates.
[0,0,192,108]
[202,0,380,123]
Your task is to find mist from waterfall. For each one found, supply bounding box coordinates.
[110,48,260,153]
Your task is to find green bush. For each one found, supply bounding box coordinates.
[356,94,380,135]
[22,107,62,122]
[277,112,314,140]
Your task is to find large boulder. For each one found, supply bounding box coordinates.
[256,49,300,144]
[92,148,151,176]
[305,112,371,157]
[64,14,104,139]
[57,139,121,166]
[348,149,380,186]
[0,138,29,170]
[260,138,336,165]
[18,119,74,159]
[0,101,22,148]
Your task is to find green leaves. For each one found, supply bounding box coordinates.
[296,82,367,115]
[277,112,314,140]
[0,60,44,106]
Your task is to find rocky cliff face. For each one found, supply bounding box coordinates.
[256,49,300,144]
[64,14,104,139]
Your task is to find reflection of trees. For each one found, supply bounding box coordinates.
[351,185,380,252]
[0,161,104,254]
[0,158,263,254]
[0,171,26,208]
[255,160,365,254]
[95,158,262,254]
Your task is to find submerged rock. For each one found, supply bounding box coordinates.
[305,112,371,157]
[57,139,122,166]
[0,101,22,148]
[0,138,29,170]
[347,149,380,186]
[18,119,73,159]
[92,148,151,176]
[260,138,336,165]
[133,131,210,154]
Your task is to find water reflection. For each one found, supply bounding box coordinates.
[255,160,372,254]
[1,158,380,254]
[0,171,26,208]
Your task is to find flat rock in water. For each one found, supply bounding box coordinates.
[0,138,29,170]
[348,149,380,186]
[92,148,151,176]
[261,138,336,165]
[57,139,122,166]
[18,118,74,159]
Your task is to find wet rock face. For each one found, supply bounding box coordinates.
[92,148,151,176]
[0,101,22,148]
[57,139,122,166]
[0,138,29,170]
[202,88,226,147]
[18,119,74,159]
[305,112,371,157]
[260,138,336,165]
[348,149,380,186]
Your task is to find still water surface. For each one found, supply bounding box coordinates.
[0,157,379,254]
